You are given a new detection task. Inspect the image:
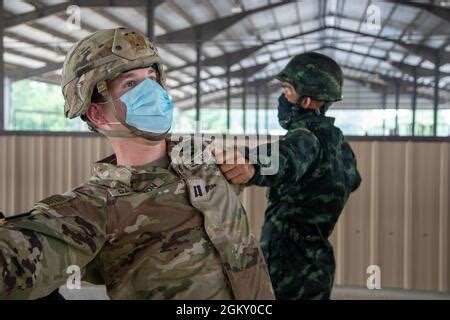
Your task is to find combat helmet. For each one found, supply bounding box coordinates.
[276,52,343,113]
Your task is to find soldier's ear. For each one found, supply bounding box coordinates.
[86,103,109,126]
[299,97,312,109]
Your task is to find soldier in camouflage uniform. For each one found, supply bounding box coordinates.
[217,52,361,300]
[0,27,274,300]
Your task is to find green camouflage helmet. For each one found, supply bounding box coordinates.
[276,52,343,103]
[61,27,166,119]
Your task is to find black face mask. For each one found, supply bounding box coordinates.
[320,101,333,114]
[277,94,315,130]
[277,94,295,130]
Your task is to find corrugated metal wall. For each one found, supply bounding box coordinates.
[0,135,449,293]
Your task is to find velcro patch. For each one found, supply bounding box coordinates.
[143,178,164,193]
[37,195,73,208]
[108,187,133,197]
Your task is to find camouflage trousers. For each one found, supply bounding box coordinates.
[261,224,336,300]
[266,253,335,300]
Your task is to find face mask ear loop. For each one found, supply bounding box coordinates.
[95,81,136,138]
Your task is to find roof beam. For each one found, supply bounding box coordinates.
[400,42,443,65]
[11,24,446,86]
[320,45,450,79]
[157,1,294,43]
[5,47,57,65]
[171,63,269,90]
[385,0,450,23]
[331,26,449,65]
[4,31,66,54]
[227,63,269,79]
[5,0,162,28]
[10,62,63,81]
[372,6,424,72]
[12,26,325,81]
[173,43,450,108]
[169,44,265,72]
[5,2,69,28]
[168,26,326,73]
[321,45,388,62]
[202,45,265,67]
[390,61,450,78]
[175,67,450,110]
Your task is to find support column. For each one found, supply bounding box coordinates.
[382,87,387,136]
[255,85,260,135]
[0,0,4,131]
[265,83,269,134]
[411,67,417,136]
[433,51,440,136]
[394,80,400,135]
[242,76,247,133]
[195,38,202,133]
[226,65,231,133]
[146,0,155,40]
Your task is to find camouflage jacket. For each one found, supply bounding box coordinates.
[248,108,361,298]
[0,138,274,300]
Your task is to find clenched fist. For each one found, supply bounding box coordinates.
[212,147,256,184]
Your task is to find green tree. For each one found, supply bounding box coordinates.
[9,80,84,131]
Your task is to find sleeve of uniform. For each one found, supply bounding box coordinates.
[0,190,107,299]
[248,130,320,187]
[342,141,362,192]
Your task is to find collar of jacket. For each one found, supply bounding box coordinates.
[91,140,175,188]
[287,108,336,131]
[90,136,208,188]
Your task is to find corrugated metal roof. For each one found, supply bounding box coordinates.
[1,0,449,109]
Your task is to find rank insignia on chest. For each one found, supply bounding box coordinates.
[189,179,209,202]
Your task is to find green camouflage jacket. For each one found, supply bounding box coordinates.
[0,138,274,300]
[249,108,361,299]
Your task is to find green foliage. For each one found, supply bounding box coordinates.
[9,80,84,131]
[7,80,449,136]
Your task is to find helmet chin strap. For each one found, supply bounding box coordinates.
[94,81,170,141]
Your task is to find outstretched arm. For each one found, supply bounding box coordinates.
[0,192,107,299]
[215,130,320,187]
[248,130,320,187]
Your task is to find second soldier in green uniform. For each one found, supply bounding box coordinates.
[217,52,362,300]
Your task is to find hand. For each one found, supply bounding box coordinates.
[212,147,256,184]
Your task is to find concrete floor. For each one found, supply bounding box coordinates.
[59,284,450,300]
[330,286,450,300]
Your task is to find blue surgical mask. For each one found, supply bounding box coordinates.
[117,79,174,133]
